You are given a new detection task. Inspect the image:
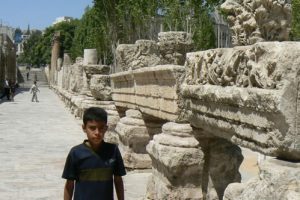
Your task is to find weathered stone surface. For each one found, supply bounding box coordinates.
[115,109,152,169]
[115,32,192,72]
[158,31,193,65]
[116,40,160,71]
[66,63,84,93]
[63,53,72,65]
[90,75,112,100]
[182,42,300,161]
[83,49,98,65]
[223,158,300,200]
[81,65,110,96]
[111,65,185,121]
[83,65,110,76]
[146,122,204,199]
[221,0,291,46]
[206,139,243,199]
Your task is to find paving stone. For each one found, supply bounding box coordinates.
[0,85,150,199]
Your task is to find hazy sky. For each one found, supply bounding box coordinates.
[0,0,94,30]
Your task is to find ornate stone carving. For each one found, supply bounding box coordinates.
[221,0,291,46]
[115,32,192,72]
[158,31,193,65]
[182,42,300,161]
[185,42,288,89]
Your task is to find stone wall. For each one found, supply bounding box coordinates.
[0,33,16,90]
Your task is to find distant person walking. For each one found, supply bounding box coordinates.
[9,80,18,101]
[26,72,29,80]
[0,79,11,100]
[30,81,40,102]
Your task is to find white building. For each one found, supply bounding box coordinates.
[52,16,73,26]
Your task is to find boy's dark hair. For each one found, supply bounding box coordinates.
[83,107,107,125]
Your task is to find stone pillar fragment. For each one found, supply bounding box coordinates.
[83,49,98,65]
[115,109,152,169]
[146,122,204,200]
[223,158,300,200]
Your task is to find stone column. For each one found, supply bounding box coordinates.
[115,109,152,169]
[50,32,60,85]
[146,122,204,199]
[83,49,98,65]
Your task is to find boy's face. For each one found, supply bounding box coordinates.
[82,120,108,147]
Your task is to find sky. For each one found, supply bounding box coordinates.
[0,0,94,30]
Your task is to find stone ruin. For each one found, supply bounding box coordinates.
[221,0,291,46]
[0,33,16,90]
[50,1,299,199]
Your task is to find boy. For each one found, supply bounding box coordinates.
[62,107,126,200]
[30,81,40,102]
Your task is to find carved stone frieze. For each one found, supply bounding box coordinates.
[221,0,291,46]
[185,42,288,89]
[182,42,300,161]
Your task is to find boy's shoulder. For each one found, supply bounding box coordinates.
[69,143,86,152]
[102,141,119,151]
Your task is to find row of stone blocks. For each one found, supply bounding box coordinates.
[51,41,300,199]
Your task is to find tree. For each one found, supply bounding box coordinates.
[291,0,300,40]
[17,30,43,67]
[18,19,79,67]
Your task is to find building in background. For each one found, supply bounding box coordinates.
[52,16,73,26]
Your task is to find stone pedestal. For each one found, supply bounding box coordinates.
[146,122,204,199]
[115,109,152,169]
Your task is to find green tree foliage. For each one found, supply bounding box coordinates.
[70,6,109,62]
[88,0,224,65]
[19,0,225,67]
[17,30,43,66]
[291,0,300,40]
[18,20,78,67]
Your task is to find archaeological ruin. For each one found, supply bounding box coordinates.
[48,0,299,199]
[0,33,17,90]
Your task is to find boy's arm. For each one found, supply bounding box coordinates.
[114,175,124,200]
[64,180,74,200]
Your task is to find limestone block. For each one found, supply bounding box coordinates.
[223,158,300,200]
[158,32,193,65]
[146,122,204,199]
[182,42,300,161]
[221,0,291,45]
[90,75,112,100]
[83,65,110,76]
[68,63,84,93]
[116,40,160,71]
[111,65,185,121]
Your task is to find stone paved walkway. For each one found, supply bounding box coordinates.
[0,85,150,200]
